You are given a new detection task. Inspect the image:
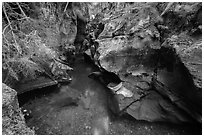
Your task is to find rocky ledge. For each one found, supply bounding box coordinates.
[2,83,35,135]
[86,2,202,123]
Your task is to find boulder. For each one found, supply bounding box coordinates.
[164,34,202,89]
[93,4,163,122]
[156,32,202,123]
[2,83,35,135]
[89,2,202,123]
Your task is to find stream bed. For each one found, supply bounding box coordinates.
[18,58,201,135]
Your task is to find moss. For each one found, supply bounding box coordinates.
[2,83,35,135]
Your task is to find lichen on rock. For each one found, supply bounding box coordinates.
[2,83,35,135]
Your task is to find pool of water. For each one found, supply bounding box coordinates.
[18,58,201,135]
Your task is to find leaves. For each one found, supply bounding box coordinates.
[2,3,58,85]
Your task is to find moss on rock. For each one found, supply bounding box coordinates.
[2,83,35,135]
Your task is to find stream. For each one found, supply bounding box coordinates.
[18,57,201,135]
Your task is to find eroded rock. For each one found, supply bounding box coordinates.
[2,83,35,135]
[156,32,202,123]
[87,2,202,123]
[164,33,202,89]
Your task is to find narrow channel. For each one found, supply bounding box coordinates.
[17,56,201,135]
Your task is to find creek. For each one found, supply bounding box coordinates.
[17,56,201,135]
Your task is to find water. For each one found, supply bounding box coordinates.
[18,58,201,135]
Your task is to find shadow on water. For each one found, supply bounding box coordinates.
[17,57,202,135]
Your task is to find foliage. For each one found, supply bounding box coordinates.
[2,2,58,86]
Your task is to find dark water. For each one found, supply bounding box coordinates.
[18,58,201,135]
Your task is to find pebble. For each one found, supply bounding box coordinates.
[150,126,153,130]
[85,126,91,129]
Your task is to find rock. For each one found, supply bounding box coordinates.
[89,2,202,123]
[107,82,133,98]
[157,33,202,123]
[2,83,35,135]
[50,60,73,82]
[97,36,159,76]
[92,4,163,122]
[168,34,202,89]
[21,108,32,120]
[160,2,202,35]
[85,125,91,130]
[107,82,122,92]
[84,49,94,63]
[126,90,193,123]
[116,87,133,98]
[95,3,161,78]
[88,70,121,86]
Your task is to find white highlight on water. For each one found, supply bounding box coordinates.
[93,116,109,135]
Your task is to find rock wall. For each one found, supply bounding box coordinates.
[2,83,35,135]
[87,2,202,123]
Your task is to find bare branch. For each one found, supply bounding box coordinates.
[160,2,174,17]
[16,2,28,19]
[3,22,12,34]
[3,3,21,54]
[64,2,69,12]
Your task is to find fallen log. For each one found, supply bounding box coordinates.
[14,77,58,95]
